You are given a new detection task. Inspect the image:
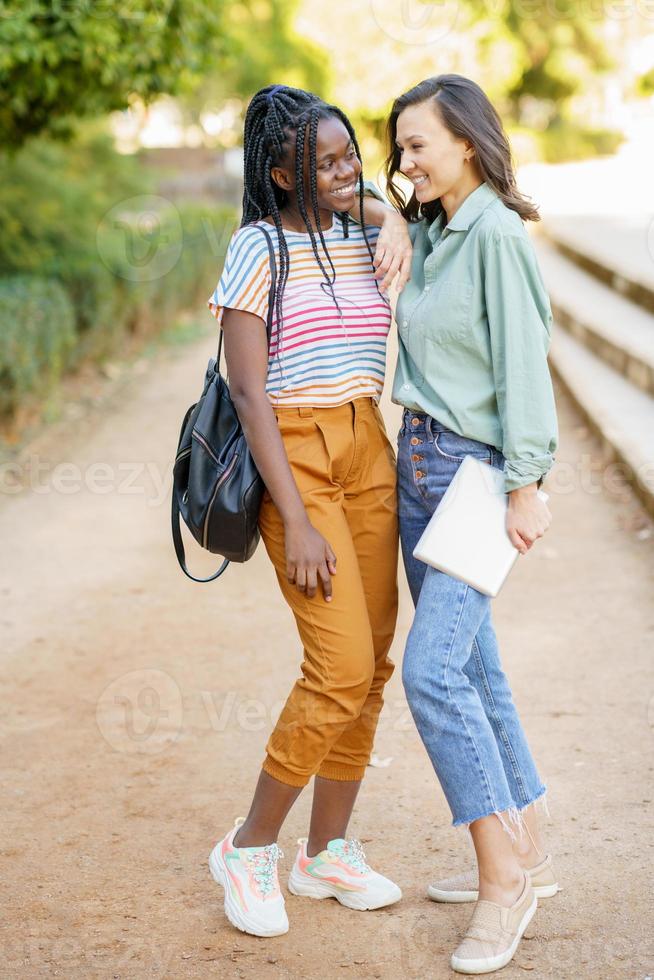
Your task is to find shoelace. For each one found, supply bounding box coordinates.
[248,843,283,896]
[337,839,371,874]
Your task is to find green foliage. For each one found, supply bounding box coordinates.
[538,119,624,162]
[100,199,236,353]
[636,68,654,97]
[498,0,613,108]
[0,276,75,418]
[0,0,223,147]
[0,130,150,362]
[179,0,328,134]
[0,129,147,273]
[0,132,236,419]
[220,0,326,98]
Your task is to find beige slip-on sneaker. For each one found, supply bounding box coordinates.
[427,853,559,903]
[450,872,537,975]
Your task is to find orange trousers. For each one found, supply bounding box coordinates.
[258,397,399,787]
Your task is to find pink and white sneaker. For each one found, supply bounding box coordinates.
[209,819,288,937]
[288,837,402,911]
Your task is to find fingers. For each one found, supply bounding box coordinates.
[507,491,552,557]
[325,544,337,591]
[378,253,402,291]
[396,254,412,293]
[294,566,307,593]
[318,563,333,602]
[288,562,335,601]
[373,244,386,269]
[373,245,391,278]
[294,565,332,601]
[305,568,318,599]
[373,244,412,292]
[286,536,337,603]
[507,526,529,555]
[510,526,550,553]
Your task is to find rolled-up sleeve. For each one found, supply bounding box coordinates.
[484,228,558,492]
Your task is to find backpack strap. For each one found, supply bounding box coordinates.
[171,494,231,582]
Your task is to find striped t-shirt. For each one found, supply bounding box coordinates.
[207,214,391,407]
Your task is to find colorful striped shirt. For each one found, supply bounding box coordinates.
[207,214,391,407]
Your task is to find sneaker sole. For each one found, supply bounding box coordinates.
[287,867,402,911]
[450,893,538,975]
[428,881,559,903]
[208,847,289,937]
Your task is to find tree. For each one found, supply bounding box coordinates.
[497,0,614,115]
[174,0,328,139]
[0,0,224,147]
[297,0,613,132]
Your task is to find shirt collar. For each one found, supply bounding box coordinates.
[427,182,498,239]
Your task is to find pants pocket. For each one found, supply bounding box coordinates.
[276,415,334,493]
[433,429,492,464]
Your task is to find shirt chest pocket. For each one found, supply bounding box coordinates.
[426,280,474,345]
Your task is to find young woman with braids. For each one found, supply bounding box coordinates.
[355,75,559,975]
[205,85,411,938]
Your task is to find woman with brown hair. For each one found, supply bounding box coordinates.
[361,74,560,974]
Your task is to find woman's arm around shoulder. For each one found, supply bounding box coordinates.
[348,180,414,293]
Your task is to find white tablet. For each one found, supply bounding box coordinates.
[412,455,549,597]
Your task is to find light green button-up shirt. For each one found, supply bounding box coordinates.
[365,180,558,491]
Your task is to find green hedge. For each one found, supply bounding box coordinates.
[538,120,624,163]
[102,200,236,345]
[0,131,236,422]
[0,276,75,418]
[0,203,235,420]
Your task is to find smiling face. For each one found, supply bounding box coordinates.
[313,115,361,210]
[394,101,474,204]
[272,114,361,215]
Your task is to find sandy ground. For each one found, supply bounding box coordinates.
[1,322,653,980]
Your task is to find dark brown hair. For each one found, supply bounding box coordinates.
[384,74,540,224]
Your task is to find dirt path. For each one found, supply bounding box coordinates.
[1,324,653,980]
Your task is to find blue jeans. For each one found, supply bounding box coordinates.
[398,409,546,836]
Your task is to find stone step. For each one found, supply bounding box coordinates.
[535,239,654,397]
[549,327,654,517]
[540,216,654,316]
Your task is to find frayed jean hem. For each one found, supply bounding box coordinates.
[452,785,549,844]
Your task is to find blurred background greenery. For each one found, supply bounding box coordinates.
[0,0,652,438]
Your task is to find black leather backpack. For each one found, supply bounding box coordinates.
[171,225,276,582]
